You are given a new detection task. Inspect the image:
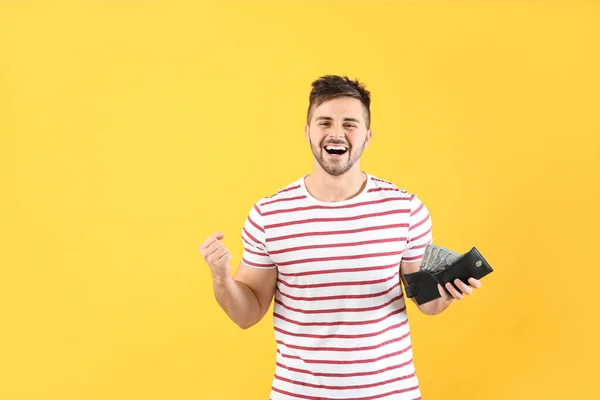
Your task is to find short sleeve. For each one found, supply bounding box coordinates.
[402,194,433,263]
[241,202,276,269]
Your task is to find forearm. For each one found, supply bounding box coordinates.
[212,272,262,329]
[416,296,452,315]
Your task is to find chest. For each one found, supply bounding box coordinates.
[263,204,411,286]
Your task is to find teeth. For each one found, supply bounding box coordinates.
[325,145,348,150]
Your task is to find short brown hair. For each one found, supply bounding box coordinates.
[307,75,371,128]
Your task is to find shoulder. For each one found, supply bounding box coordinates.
[249,177,305,215]
[367,173,413,198]
[366,173,430,209]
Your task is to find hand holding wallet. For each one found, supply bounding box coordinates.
[403,244,493,305]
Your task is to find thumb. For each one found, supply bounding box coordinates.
[214,231,225,240]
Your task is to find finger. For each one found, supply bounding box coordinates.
[205,239,226,256]
[217,249,232,262]
[199,235,219,253]
[468,277,481,289]
[438,284,453,301]
[207,245,228,264]
[199,232,226,251]
[201,240,225,262]
[445,282,464,300]
[454,279,473,295]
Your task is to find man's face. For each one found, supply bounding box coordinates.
[305,97,372,177]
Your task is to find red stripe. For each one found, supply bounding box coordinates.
[274,320,408,340]
[408,227,432,243]
[242,258,275,268]
[253,204,263,216]
[261,195,307,207]
[267,184,301,198]
[410,202,423,217]
[264,209,408,230]
[273,307,405,327]
[402,255,424,262]
[242,227,262,245]
[274,294,402,314]
[271,385,420,400]
[277,271,400,290]
[370,177,393,184]
[270,237,406,256]
[243,246,267,257]
[278,262,399,278]
[247,215,264,233]
[409,213,430,231]
[277,281,401,301]
[278,343,412,365]
[274,356,414,377]
[276,250,404,267]
[273,370,415,390]
[276,331,410,352]
[368,187,399,192]
[408,243,427,250]
[262,197,409,216]
[267,223,409,243]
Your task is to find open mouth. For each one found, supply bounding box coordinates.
[324,145,349,156]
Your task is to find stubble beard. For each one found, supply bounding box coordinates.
[310,138,367,177]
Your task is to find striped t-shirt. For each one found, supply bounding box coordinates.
[241,172,433,400]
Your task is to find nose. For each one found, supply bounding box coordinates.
[328,123,347,140]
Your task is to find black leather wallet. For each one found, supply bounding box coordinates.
[403,247,493,305]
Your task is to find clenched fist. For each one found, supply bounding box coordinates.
[199,232,232,279]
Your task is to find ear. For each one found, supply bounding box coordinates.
[365,128,373,148]
[304,124,310,143]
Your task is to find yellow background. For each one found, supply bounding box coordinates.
[1,1,598,399]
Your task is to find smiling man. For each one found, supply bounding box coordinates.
[199,75,481,400]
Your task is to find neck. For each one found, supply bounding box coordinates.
[304,167,367,203]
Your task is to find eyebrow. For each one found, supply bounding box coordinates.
[315,116,361,123]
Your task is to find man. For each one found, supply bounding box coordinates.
[199,75,481,400]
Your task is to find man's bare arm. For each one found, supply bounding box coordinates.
[213,263,277,329]
[400,260,452,315]
[400,260,481,315]
[200,232,277,329]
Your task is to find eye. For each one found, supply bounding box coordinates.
[319,122,330,127]
[344,124,356,128]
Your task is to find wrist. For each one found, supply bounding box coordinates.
[418,296,452,315]
[435,297,453,313]
[211,269,231,285]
